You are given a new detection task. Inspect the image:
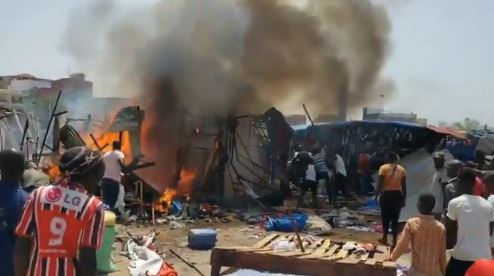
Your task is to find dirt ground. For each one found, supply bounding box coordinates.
[106,217,411,276]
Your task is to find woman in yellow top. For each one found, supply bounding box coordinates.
[376,152,407,248]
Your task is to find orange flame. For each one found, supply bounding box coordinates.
[84,131,132,159]
[154,168,197,212]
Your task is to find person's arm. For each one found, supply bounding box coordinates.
[14,237,31,276]
[14,192,36,276]
[443,185,453,212]
[117,152,127,171]
[78,205,105,276]
[376,165,387,200]
[439,226,447,275]
[445,200,458,249]
[390,221,411,261]
[376,175,384,200]
[78,248,97,276]
[401,175,407,207]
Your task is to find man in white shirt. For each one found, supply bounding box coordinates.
[431,152,448,218]
[445,169,494,276]
[483,172,494,256]
[102,141,126,209]
[328,152,348,197]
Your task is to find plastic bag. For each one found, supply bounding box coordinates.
[264,212,308,232]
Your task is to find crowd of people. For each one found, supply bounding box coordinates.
[289,144,494,275]
[0,141,129,276]
[389,152,494,276]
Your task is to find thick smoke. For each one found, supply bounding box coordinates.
[62,0,390,188]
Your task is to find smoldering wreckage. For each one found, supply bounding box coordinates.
[4,0,470,275]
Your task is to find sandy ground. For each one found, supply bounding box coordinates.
[105,218,411,276]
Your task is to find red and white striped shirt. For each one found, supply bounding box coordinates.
[15,181,104,276]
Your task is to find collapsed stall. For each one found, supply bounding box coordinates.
[58,105,293,213]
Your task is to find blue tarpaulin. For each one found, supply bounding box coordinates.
[265,212,308,232]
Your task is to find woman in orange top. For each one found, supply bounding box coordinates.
[376,152,407,248]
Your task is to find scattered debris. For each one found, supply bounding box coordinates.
[169,249,205,276]
[169,221,185,229]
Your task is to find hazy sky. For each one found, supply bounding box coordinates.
[0,0,493,125]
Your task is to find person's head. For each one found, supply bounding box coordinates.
[386,152,399,164]
[59,146,104,194]
[446,160,463,178]
[483,171,494,195]
[457,168,477,195]
[25,161,36,170]
[0,149,25,183]
[417,193,436,215]
[432,152,445,170]
[112,141,122,151]
[475,151,486,166]
[311,147,321,156]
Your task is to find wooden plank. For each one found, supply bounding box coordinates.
[216,233,280,251]
[275,240,312,257]
[299,239,332,259]
[253,233,280,248]
[210,248,397,276]
[360,253,370,263]
[322,244,340,258]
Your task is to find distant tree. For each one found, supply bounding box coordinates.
[451,117,484,131]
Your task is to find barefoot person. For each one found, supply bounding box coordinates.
[15,147,105,276]
[391,193,446,276]
[376,152,407,247]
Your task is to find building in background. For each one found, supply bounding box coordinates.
[363,107,428,125]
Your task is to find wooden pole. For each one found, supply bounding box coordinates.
[37,90,62,166]
[20,119,29,151]
[288,209,305,253]
[302,104,314,126]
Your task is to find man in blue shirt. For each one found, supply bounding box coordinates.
[0,150,28,276]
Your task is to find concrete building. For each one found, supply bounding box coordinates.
[363,107,428,125]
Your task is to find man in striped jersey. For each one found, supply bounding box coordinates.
[14,147,105,276]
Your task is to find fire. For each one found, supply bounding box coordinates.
[154,168,197,213]
[155,188,177,213]
[177,168,197,195]
[84,131,132,160]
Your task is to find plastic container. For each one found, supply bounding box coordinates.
[96,210,117,273]
[188,228,217,250]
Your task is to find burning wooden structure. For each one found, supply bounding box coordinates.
[54,104,293,211]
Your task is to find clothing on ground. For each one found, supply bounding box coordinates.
[16,181,105,276]
[379,163,406,192]
[447,194,494,261]
[391,215,446,275]
[0,181,28,276]
[103,150,125,182]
